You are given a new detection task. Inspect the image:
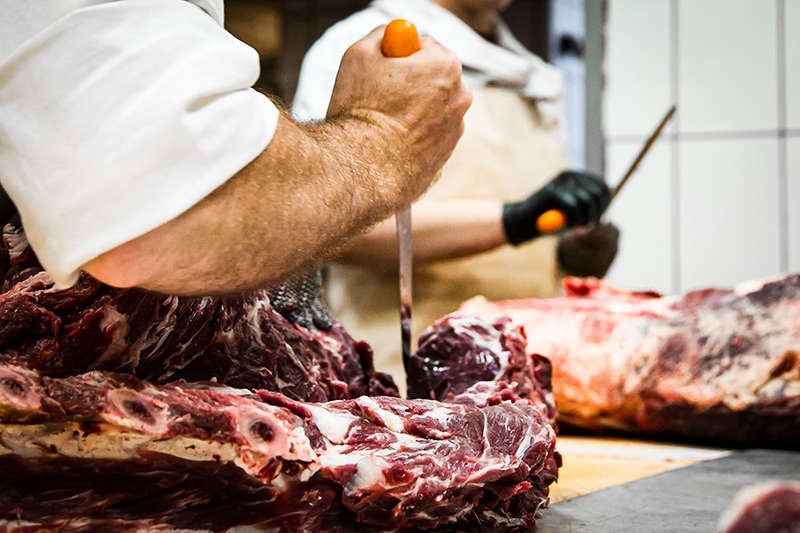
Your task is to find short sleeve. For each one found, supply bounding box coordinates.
[0,0,279,288]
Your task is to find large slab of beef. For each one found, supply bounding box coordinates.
[0,364,558,532]
[418,276,800,447]
[0,219,395,402]
[0,220,560,532]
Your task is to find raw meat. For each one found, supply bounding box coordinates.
[0,219,396,402]
[0,365,559,532]
[718,482,800,533]
[0,219,560,532]
[407,313,557,426]
[445,276,800,447]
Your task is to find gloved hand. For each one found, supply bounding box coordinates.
[557,222,620,278]
[502,170,612,246]
[268,269,333,331]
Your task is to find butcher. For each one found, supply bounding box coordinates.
[293,0,619,386]
[0,0,471,297]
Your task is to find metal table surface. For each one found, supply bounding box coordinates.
[535,449,800,532]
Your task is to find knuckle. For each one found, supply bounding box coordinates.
[419,35,437,47]
[455,120,466,140]
[341,46,359,65]
[459,87,473,112]
[445,55,462,78]
[344,40,370,62]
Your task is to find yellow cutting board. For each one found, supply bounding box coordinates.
[549,436,731,503]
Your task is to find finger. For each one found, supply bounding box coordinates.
[419,35,444,51]
[416,38,463,75]
[365,24,388,43]
[580,176,606,197]
[596,182,612,213]
[578,178,609,222]
[552,170,575,187]
[589,189,606,223]
[348,25,389,56]
[549,191,584,227]
[588,189,606,223]
[574,173,604,198]
[573,187,595,225]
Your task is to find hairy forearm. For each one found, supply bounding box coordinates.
[336,200,507,270]
[84,113,410,295]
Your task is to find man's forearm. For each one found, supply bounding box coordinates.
[84,25,472,294]
[84,114,412,295]
[336,200,507,270]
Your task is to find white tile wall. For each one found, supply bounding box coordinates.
[678,0,778,133]
[605,140,673,294]
[789,138,800,271]
[679,138,781,290]
[604,0,793,293]
[787,0,800,129]
[604,0,672,138]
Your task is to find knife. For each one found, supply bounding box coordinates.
[536,104,677,232]
[606,104,676,209]
[382,19,421,367]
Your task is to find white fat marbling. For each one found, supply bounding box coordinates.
[305,405,359,443]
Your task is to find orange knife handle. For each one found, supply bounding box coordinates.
[381,19,421,58]
[536,209,567,234]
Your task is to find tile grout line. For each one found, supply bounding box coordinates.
[671,0,681,294]
[777,0,789,272]
[594,0,607,176]
[607,129,800,144]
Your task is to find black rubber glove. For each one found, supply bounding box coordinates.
[502,170,612,246]
[557,222,620,278]
[268,269,333,331]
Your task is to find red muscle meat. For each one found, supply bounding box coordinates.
[449,276,800,447]
[0,366,558,532]
[0,219,560,532]
[0,220,394,403]
[718,482,800,533]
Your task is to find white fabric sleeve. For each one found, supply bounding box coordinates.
[0,0,279,288]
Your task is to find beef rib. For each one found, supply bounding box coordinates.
[0,364,559,532]
[0,220,560,532]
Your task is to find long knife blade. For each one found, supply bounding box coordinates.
[380,19,421,369]
[397,208,412,367]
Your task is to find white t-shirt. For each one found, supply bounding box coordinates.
[0,0,280,287]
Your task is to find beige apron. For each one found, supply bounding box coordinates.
[326,86,571,392]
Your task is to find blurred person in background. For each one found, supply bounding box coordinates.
[293,0,620,389]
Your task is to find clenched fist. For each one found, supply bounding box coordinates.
[327,26,473,208]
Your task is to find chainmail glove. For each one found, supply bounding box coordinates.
[268,269,333,331]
